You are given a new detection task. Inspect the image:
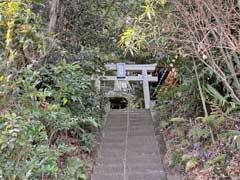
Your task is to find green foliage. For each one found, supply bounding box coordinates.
[170,117,188,123]
[59,157,87,180]
[159,120,170,128]
[170,127,185,139]
[185,158,199,172]
[0,113,65,179]
[0,0,106,178]
[204,154,226,169]
[0,59,100,179]
[118,0,172,56]
[224,130,240,149]
[119,25,148,56]
[0,0,49,68]
[170,151,183,167]
[205,84,230,107]
[188,127,211,142]
[79,133,95,151]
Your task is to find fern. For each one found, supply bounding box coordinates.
[188,127,210,141]
[224,130,240,148]
[204,154,226,169]
[196,101,225,127]
[170,117,189,123]
[205,84,229,106]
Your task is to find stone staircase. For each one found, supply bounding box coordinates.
[91,109,167,180]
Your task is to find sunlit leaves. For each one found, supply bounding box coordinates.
[0,0,44,66]
[118,0,169,56]
[118,26,149,56]
[159,0,167,6]
[142,0,155,20]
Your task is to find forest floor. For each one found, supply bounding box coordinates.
[55,135,98,179]
[155,105,240,180]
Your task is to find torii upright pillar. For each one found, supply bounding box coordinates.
[142,69,151,109]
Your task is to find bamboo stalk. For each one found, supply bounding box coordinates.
[193,59,215,143]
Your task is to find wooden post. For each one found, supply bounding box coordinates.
[142,70,150,109]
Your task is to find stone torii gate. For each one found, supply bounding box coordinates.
[95,63,158,109]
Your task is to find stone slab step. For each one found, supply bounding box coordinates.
[98,151,125,158]
[128,131,154,136]
[93,165,124,174]
[126,164,164,173]
[127,145,159,151]
[92,110,167,180]
[129,126,154,130]
[105,124,128,128]
[127,171,166,180]
[98,148,124,156]
[100,146,125,153]
[126,156,162,164]
[100,142,125,148]
[128,136,157,142]
[91,173,123,180]
[102,131,126,137]
[104,126,127,131]
[95,157,123,166]
[127,140,158,147]
[129,122,153,126]
[107,116,127,119]
[127,151,159,157]
[101,137,125,144]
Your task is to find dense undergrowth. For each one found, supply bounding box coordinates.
[155,58,240,180]
[0,60,101,179]
[0,1,103,179]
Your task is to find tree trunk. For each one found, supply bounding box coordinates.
[48,0,60,32]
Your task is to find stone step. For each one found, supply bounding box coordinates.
[128,130,154,136]
[127,150,159,157]
[127,160,164,171]
[100,142,125,148]
[91,110,166,180]
[93,165,124,174]
[105,123,128,128]
[107,116,127,119]
[100,146,125,153]
[95,157,123,166]
[127,149,159,155]
[104,126,127,131]
[126,156,162,165]
[91,173,123,180]
[107,119,127,122]
[98,150,125,158]
[128,136,157,142]
[129,115,151,118]
[128,121,153,125]
[127,140,158,147]
[128,171,166,180]
[101,137,125,144]
[126,164,164,173]
[127,144,159,151]
[102,132,126,137]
